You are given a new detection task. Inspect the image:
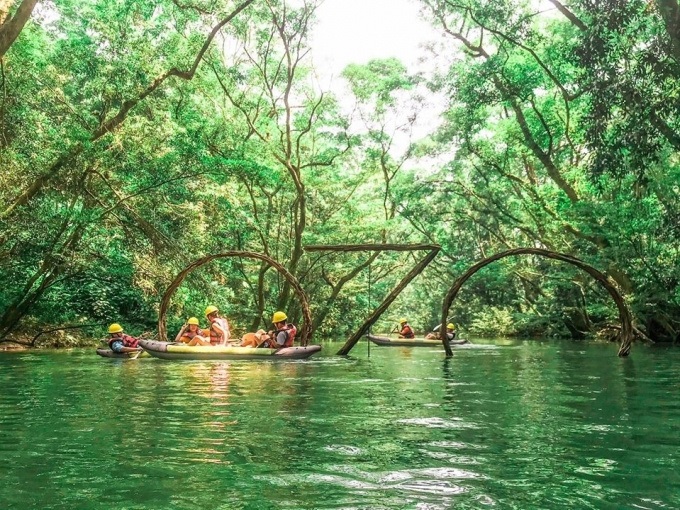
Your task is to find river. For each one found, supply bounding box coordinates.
[1,339,678,509]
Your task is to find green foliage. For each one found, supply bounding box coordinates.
[342,58,418,109]
[468,307,517,337]
[1,0,679,346]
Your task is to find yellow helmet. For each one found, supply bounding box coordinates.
[108,323,123,334]
[272,311,287,323]
[187,317,200,325]
[447,323,455,330]
[205,305,219,316]
[399,318,408,324]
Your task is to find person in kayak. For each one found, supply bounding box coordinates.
[426,323,457,340]
[397,318,415,339]
[107,323,143,353]
[205,305,231,346]
[261,311,296,349]
[175,317,209,345]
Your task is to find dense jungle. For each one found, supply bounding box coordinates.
[1,0,679,348]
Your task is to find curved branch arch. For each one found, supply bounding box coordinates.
[158,251,311,345]
[440,248,633,357]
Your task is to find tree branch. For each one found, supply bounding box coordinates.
[0,0,37,57]
[546,0,587,32]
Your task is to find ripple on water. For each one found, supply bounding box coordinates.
[427,440,489,450]
[397,417,479,430]
[284,467,473,502]
[323,445,364,456]
[304,473,378,490]
[393,479,468,496]
[420,449,481,465]
[574,457,618,476]
[417,467,485,480]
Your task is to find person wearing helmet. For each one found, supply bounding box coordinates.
[205,305,231,346]
[262,311,297,349]
[398,318,415,339]
[426,323,457,340]
[174,317,208,345]
[107,323,142,353]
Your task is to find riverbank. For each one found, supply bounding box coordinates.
[0,326,103,350]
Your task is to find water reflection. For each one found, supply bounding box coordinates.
[1,343,680,509]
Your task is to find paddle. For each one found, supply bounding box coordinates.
[128,333,156,359]
[128,349,143,360]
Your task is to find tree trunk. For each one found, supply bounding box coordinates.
[249,261,270,332]
[0,0,37,57]
[277,185,306,311]
[0,223,86,340]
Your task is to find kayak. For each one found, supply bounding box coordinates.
[96,348,150,359]
[367,334,469,347]
[138,339,322,361]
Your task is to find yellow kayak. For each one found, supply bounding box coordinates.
[139,339,321,360]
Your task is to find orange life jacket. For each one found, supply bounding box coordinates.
[400,324,415,339]
[108,333,139,349]
[274,323,297,347]
[209,317,230,345]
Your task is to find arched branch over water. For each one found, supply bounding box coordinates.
[158,251,311,345]
[440,248,633,357]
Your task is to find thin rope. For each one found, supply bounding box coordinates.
[367,262,371,358]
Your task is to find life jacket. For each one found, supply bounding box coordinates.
[281,323,297,347]
[182,328,201,340]
[400,324,415,339]
[108,333,139,349]
[265,323,297,348]
[209,317,230,345]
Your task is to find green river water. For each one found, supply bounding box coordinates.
[1,339,679,509]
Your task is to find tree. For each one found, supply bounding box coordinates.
[415,0,680,340]
[210,0,353,322]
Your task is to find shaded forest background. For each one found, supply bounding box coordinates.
[1,0,679,346]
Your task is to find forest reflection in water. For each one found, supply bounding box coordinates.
[0,339,678,509]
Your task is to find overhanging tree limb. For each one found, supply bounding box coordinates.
[158,251,312,345]
[428,5,580,203]
[546,0,587,32]
[338,248,440,355]
[657,0,680,61]
[440,248,634,357]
